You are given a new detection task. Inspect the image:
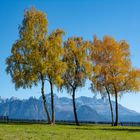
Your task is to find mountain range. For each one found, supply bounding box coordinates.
[0,94,140,122]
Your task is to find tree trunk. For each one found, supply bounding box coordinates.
[105,87,114,126]
[72,88,79,126]
[114,88,118,126]
[41,77,51,124]
[50,81,55,125]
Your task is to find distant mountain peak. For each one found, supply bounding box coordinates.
[9,96,19,101]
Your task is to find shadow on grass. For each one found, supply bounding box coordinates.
[74,126,140,133]
[99,128,140,132]
[1,122,140,133]
[1,122,49,125]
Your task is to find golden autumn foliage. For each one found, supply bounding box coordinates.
[6,8,67,124]
[90,36,140,126]
[90,36,140,94]
[6,8,66,93]
[6,8,49,89]
[6,8,52,123]
[63,37,92,91]
[62,37,92,125]
[45,29,67,124]
[46,29,67,87]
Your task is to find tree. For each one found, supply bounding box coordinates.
[62,37,92,125]
[45,29,67,125]
[90,36,140,126]
[90,36,115,126]
[6,8,52,123]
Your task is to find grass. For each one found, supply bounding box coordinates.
[0,123,140,140]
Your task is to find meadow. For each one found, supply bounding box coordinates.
[0,123,140,140]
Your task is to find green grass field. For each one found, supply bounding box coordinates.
[0,123,140,140]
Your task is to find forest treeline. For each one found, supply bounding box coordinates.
[6,8,140,126]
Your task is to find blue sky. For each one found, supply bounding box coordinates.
[1,0,140,112]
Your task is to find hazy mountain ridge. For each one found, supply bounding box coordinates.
[0,94,140,122]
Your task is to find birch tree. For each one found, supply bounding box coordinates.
[62,37,92,125]
[90,36,140,126]
[6,8,51,123]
